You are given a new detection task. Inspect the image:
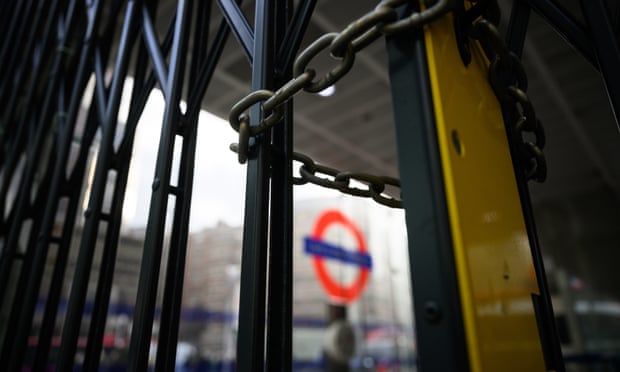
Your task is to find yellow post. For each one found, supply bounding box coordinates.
[424,11,546,372]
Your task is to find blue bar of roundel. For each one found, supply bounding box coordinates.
[304,237,372,269]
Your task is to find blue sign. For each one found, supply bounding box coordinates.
[304,237,372,269]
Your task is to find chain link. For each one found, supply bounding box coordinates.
[225,0,452,209]
[229,143,403,208]
[227,0,546,212]
[469,13,547,182]
[292,152,403,208]
[228,0,453,164]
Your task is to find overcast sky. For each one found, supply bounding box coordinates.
[119,80,341,232]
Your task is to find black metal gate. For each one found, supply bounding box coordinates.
[1,0,618,371]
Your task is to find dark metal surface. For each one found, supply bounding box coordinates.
[266,1,295,370]
[128,0,192,369]
[502,1,565,369]
[277,0,318,72]
[580,0,620,130]
[217,0,254,63]
[385,14,470,370]
[0,1,83,369]
[526,0,598,69]
[472,16,547,182]
[56,2,141,370]
[0,0,618,370]
[506,0,531,57]
[235,0,274,369]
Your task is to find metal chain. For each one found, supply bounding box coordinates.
[229,143,403,208]
[226,0,546,213]
[292,152,403,208]
[228,0,452,163]
[468,4,547,182]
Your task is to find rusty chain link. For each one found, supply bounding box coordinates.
[228,0,452,164]
[468,6,547,182]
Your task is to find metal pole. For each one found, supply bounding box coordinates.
[385,13,470,371]
[503,4,565,369]
[0,0,64,218]
[0,0,37,97]
[30,2,127,367]
[56,3,141,369]
[0,2,83,367]
[154,2,217,370]
[82,5,181,369]
[581,0,620,130]
[81,42,152,372]
[5,2,105,367]
[525,0,598,69]
[127,0,193,369]
[506,0,531,57]
[236,0,275,370]
[265,0,294,368]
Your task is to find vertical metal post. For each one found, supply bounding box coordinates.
[154,2,215,370]
[82,41,152,372]
[0,1,26,59]
[0,0,36,83]
[506,0,531,58]
[236,0,275,370]
[0,0,37,97]
[0,0,60,157]
[128,0,193,369]
[32,99,101,371]
[0,0,64,232]
[31,3,127,367]
[0,3,82,368]
[56,3,140,369]
[265,0,294,368]
[85,10,177,370]
[80,7,180,370]
[3,2,104,367]
[504,4,565,369]
[385,15,470,372]
[580,0,620,130]
[525,0,598,69]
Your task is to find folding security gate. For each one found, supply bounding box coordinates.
[1,0,619,371]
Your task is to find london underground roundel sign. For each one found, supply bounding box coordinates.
[304,210,372,304]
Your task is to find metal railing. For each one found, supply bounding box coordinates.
[1,0,618,370]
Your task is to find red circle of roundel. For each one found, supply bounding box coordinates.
[311,210,370,304]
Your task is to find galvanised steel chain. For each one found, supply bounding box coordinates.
[468,1,547,182]
[228,0,452,164]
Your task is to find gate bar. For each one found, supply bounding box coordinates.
[236,0,275,370]
[128,0,193,369]
[0,2,83,367]
[217,0,254,63]
[5,2,107,368]
[385,10,470,371]
[580,0,620,131]
[525,0,597,69]
[504,2,565,369]
[56,3,141,369]
[266,2,295,369]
